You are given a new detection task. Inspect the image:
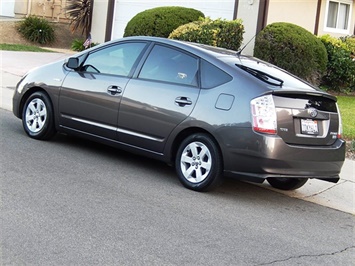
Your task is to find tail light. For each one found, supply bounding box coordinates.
[250,95,277,134]
[336,103,343,139]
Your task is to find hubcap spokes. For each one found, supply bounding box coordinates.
[180,142,212,183]
[25,99,47,133]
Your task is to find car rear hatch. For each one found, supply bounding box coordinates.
[272,90,341,146]
[234,57,342,146]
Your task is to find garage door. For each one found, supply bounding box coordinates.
[111,0,235,39]
[0,0,15,17]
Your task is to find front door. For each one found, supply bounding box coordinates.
[59,42,148,140]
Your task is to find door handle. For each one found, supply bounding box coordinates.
[175,97,192,107]
[107,85,122,95]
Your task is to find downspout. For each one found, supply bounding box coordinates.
[88,0,94,37]
[314,0,322,35]
[26,0,32,17]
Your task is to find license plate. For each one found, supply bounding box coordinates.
[301,119,318,135]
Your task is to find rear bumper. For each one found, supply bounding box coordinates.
[223,134,346,182]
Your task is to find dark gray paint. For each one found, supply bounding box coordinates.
[12,36,346,185]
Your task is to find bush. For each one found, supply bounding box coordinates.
[17,16,55,45]
[65,0,92,37]
[254,22,328,86]
[340,36,355,59]
[169,17,244,51]
[71,39,99,51]
[320,35,355,92]
[124,6,204,38]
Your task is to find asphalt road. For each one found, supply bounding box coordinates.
[1,108,354,265]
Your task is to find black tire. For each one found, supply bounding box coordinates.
[22,91,56,140]
[175,133,223,192]
[267,177,308,190]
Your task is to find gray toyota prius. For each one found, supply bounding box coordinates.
[13,36,346,191]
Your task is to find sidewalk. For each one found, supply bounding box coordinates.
[1,50,354,214]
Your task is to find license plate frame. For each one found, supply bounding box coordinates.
[301,119,319,135]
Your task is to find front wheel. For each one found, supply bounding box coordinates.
[267,177,308,190]
[22,91,56,140]
[175,134,223,192]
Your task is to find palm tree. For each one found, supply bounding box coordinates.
[65,0,93,37]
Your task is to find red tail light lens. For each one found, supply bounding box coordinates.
[250,95,277,134]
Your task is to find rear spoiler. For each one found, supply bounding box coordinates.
[271,90,337,102]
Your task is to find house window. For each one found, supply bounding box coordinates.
[325,0,353,33]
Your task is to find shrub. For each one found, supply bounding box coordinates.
[254,22,328,86]
[65,0,92,37]
[320,35,355,92]
[340,36,355,59]
[71,38,99,51]
[124,6,204,38]
[169,17,244,51]
[17,16,55,45]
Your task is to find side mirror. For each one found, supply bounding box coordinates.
[67,57,79,69]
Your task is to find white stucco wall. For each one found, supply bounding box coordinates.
[91,0,109,42]
[235,0,260,55]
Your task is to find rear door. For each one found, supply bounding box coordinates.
[59,41,148,139]
[116,44,200,153]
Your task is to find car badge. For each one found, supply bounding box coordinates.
[307,108,318,118]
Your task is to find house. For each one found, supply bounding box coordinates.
[3,0,355,55]
[94,0,355,55]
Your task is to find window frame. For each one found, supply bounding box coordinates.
[324,0,353,34]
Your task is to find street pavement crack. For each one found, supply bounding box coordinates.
[256,246,355,265]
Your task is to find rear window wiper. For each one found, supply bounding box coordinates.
[236,64,284,87]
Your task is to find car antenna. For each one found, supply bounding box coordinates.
[236,30,261,57]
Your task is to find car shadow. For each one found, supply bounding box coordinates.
[49,133,300,208]
[6,112,321,210]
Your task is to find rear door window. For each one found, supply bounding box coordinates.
[138,44,198,86]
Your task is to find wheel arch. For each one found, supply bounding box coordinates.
[169,127,224,168]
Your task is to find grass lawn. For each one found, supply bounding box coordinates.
[337,96,355,140]
[0,43,53,52]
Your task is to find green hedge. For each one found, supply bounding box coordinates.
[124,6,204,38]
[320,35,355,92]
[254,22,327,86]
[169,17,244,51]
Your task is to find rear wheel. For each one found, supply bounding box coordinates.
[175,133,222,192]
[267,177,308,190]
[22,91,56,140]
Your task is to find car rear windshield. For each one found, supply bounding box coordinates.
[236,57,315,90]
